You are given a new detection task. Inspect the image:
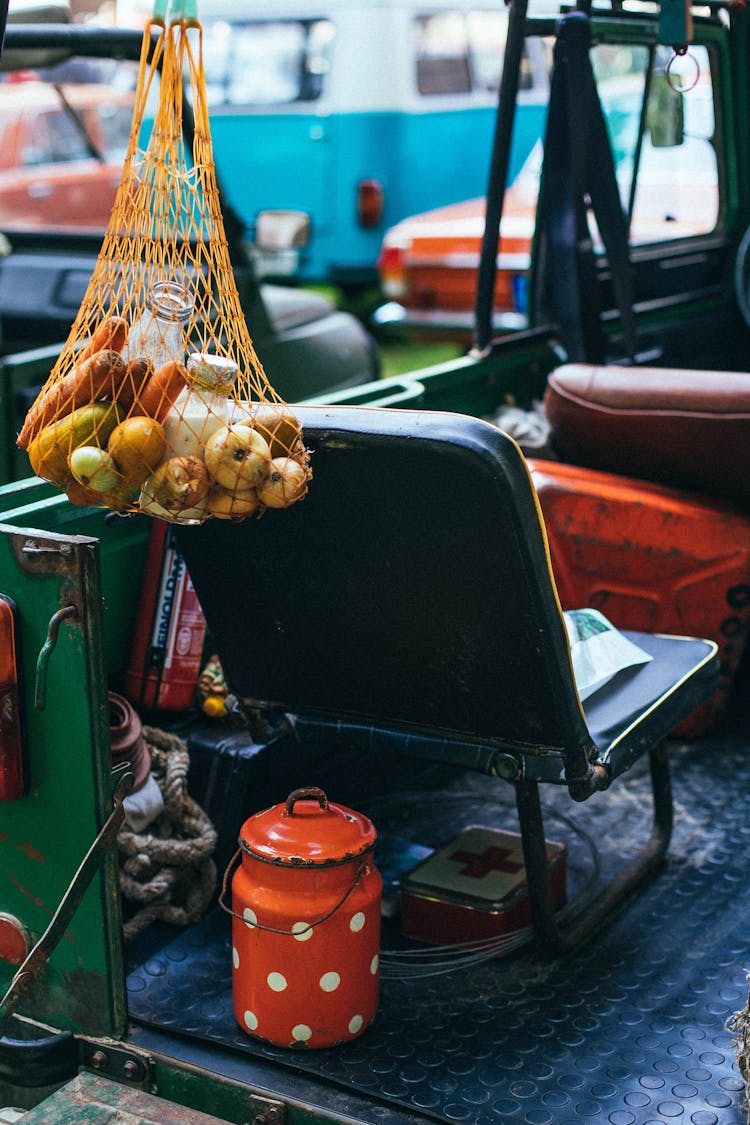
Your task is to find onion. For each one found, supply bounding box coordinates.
[145,455,210,512]
[250,403,302,457]
[258,456,309,509]
[205,487,259,521]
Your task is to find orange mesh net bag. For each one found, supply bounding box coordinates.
[16,2,311,525]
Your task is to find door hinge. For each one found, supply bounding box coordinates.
[248,1096,286,1125]
[79,1036,153,1088]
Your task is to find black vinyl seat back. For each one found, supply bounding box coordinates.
[178,406,593,760]
[179,405,719,947]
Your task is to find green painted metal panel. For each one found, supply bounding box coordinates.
[0,524,126,1037]
[20,1072,236,1124]
[309,336,557,417]
[0,344,61,487]
[0,495,149,680]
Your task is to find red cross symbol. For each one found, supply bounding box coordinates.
[449,845,525,879]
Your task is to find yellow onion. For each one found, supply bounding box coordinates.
[145,455,209,513]
[249,403,302,457]
[258,456,309,509]
[204,424,271,491]
[205,487,259,521]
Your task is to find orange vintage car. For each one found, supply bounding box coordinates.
[0,79,133,232]
[376,136,719,340]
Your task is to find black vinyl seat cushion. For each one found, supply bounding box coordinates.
[582,632,718,764]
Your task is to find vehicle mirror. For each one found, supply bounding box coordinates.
[647,72,684,147]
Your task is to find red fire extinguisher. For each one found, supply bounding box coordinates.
[123,520,207,712]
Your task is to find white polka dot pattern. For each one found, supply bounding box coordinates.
[319,971,340,992]
[231,848,381,1048]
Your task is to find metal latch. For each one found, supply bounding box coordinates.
[247,1096,286,1125]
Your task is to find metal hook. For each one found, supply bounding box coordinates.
[35,605,77,711]
[666,44,700,93]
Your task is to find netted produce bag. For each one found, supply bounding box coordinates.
[16,0,310,524]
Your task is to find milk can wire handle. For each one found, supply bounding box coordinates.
[285,787,329,815]
[218,850,368,936]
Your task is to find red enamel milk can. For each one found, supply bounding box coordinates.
[231,787,382,1049]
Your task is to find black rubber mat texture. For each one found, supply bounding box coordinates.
[127,727,749,1124]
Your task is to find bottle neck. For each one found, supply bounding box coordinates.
[150,282,194,324]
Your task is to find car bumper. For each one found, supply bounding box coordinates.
[372,300,528,340]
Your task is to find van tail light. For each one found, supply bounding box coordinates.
[0,594,25,800]
[377,242,409,299]
[357,179,384,228]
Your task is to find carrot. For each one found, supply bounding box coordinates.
[136,360,189,422]
[117,358,154,414]
[17,350,124,449]
[79,315,129,361]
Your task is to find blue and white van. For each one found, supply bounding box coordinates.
[117,0,550,289]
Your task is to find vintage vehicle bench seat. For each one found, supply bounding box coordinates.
[176,404,719,949]
[543,363,750,507]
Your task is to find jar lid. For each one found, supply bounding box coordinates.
[187,352,239,393]
[239,788,376,867]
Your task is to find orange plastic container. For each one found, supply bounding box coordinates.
[530,459,750,734]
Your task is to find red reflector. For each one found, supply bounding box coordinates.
[376,244,405,272]
[0,595,25,800]
[0,913,30,964]
[376,242,409,299]
[357,179,384,228]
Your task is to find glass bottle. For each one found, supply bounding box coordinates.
[165,351,239,457]
[124,280,194,369]
[140,352,240,524]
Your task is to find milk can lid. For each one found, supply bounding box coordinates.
[239,787,376,866]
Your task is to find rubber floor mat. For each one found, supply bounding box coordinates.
[127,728,749,1124]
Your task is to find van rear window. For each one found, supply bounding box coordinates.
[202,18,334,107]
[414,10,505,96]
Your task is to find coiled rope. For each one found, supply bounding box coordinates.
[117,726,217,942]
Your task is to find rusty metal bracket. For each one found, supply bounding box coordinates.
[0,767,134,1037]
[79,1037,153,1088]
[15,534,77,576]
[247,1095,286,1125]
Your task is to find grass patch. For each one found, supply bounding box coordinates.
[302,283,465,380]
[379,340,464,378]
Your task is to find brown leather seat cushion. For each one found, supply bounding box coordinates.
[544,363,750,508]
